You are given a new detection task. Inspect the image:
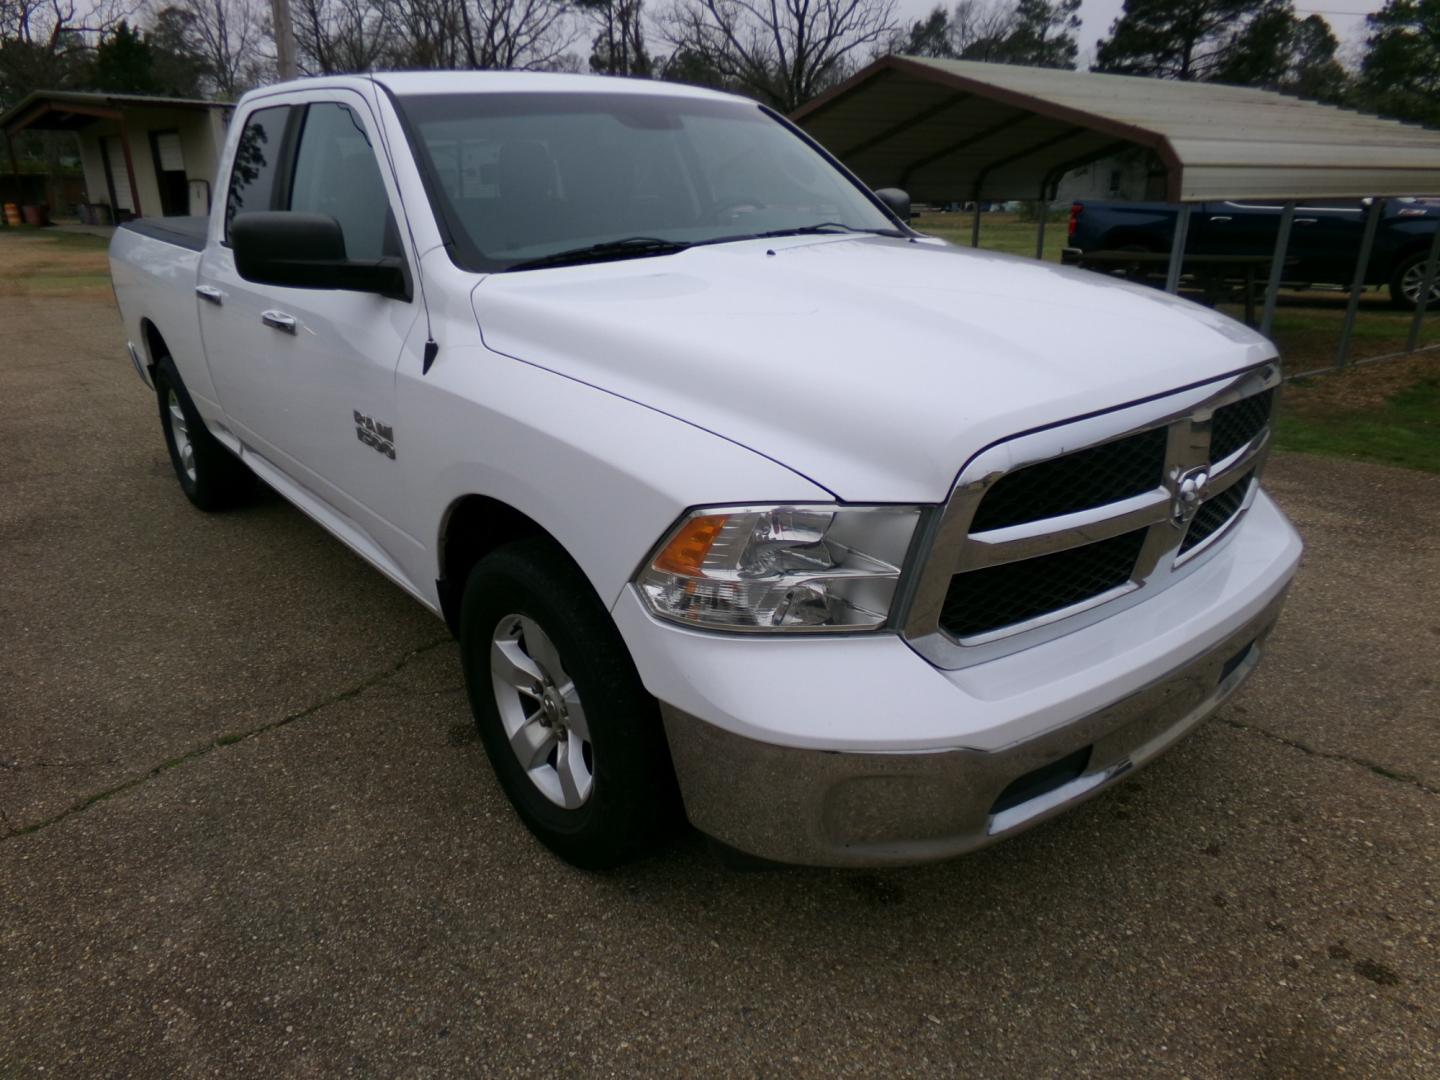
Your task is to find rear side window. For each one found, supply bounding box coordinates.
[225,105,291,240]
[288,103,394,261]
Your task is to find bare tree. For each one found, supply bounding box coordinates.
[150,0,267,96]
[661,0,899,110]
[290,0,392,72]
[577,0,650,75]
[385,0,572,70]
[457,0,575,69]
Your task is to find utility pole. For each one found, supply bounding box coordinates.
[271,0,300,80]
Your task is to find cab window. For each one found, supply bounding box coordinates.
[224,105,291,240]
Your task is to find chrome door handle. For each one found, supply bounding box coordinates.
[195,284,223,305]
[261,310,297,334]
[1295,218,1318,225]
[1208,215,1232,222]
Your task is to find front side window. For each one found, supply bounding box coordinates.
[395,92,901,271]
[289,103,396,261]
[225,105,291,240]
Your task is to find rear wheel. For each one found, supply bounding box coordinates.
[154,355,253,511]
[458,538,680,869]
[1389,251,1440,310]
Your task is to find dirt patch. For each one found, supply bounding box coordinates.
[1281,353,1440,417]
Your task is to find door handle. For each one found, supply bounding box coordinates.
[195,284,223,305]
[1208,215,1232,222]
[1295,218,1318,225]
[261,310,298,334]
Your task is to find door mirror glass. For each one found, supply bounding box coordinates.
[230,211,409,299]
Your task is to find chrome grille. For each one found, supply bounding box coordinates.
[1210,389,1274,463]
[1181,472,1253,554]
[970,427,1167,531]
[939,529,1146,639]
[903,364,1279,669]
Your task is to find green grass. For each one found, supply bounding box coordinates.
[1276,376,1440,473]
[914,211,1064,260]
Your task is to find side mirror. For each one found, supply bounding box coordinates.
[874,187,912,223]
[230,212,410,301]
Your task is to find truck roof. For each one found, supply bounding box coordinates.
[246,71,745,107]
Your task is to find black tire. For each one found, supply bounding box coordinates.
[458,538,680,869]
[1388,250,1440,311]
[154,355,253,511]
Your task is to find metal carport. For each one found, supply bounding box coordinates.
[791,56,1440,369]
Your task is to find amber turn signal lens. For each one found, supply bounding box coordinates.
[653,513,728,575]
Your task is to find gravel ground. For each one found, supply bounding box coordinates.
[1,231,1437,1076]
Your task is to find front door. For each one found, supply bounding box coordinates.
[197,93,423,568]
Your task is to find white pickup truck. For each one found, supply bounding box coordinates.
[109,71,1302,869]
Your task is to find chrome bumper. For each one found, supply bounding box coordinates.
[661,586,1288,867]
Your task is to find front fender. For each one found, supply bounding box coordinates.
[398,345,831,613]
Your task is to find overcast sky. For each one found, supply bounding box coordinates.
[889,0,1388,68]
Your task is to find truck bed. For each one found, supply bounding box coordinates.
[119,215,208,252]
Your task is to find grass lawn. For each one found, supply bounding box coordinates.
[1275,376,1440,472]
[0,225,112,300]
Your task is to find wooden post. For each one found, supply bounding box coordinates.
[271,0,299,79]
[3,129,23,207]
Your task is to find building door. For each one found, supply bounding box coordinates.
[100,136,134,216]
[149,130,189,216]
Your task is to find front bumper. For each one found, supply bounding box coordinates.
[661,585,1283,866]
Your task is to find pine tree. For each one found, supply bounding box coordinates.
[93,21,158,94]
[1094,0,1266,80]
[1359,0,1440,127]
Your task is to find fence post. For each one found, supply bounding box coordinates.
[1260,201,1295,339]
[1405,224,1440,354]
[1164,203,1192,294]
[1336,197,1385,369]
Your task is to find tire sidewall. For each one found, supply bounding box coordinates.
[155,357,201,502]
[458,540,674,868]
[1390,252,1435,311]
[153,355,251,511]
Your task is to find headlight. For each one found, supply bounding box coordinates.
[635,505,920,632]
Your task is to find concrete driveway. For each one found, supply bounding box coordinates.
[2,232,1437,1076]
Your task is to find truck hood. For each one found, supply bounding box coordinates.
[471,235,1275,502]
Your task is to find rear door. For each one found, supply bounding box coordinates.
[197,90,423,566]
[1191,201,1279,257]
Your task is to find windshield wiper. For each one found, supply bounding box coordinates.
[507,236,692,271]
[751,222,906,239]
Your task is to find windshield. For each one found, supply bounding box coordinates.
[394,91,902,272]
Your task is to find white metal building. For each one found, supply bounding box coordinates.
[2,91,233,220]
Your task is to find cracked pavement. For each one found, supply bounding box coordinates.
[2,238,1438,1075]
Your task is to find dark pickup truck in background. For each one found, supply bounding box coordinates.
[1065,198,1440,309]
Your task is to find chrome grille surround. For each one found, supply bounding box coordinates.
[901,362,1280,670]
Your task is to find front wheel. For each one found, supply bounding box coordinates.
[458,539,679,869]
[1389,250,1440,310]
